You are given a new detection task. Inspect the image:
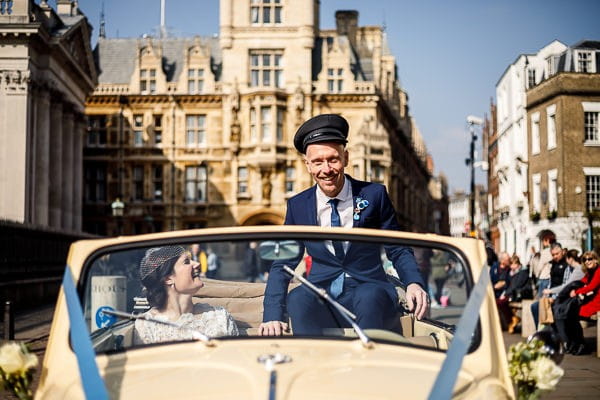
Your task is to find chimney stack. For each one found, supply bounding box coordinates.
[335,10,358,48]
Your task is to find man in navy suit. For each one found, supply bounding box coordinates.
[258,114,429,336]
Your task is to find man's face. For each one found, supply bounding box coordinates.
[304,142,348,198]
[500,255,510,269]
[551,247,563,262]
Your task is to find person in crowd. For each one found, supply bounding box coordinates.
[243,241,259,282]
[534,232,556,297]
[206,246,220,279]
[303,254,313,277]
[430,249,451,308]
[527,246,540,286]
[259,114,427,336]
[553,251,600,355]
[493,252,511,299]
[496,255,530,332]
[544,249,585,299]
[134,246,239,344]
[486,243,499,285]
[530,246,582,328]
[414,247,433,296]
[190,243,208,278]
[549,243,569,289]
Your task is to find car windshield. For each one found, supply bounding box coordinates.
[81,234,472,353]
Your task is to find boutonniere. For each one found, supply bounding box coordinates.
[353,197,370,220]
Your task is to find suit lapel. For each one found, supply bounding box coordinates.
[306,186,318,226]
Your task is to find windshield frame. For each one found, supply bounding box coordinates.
[75,229,481,353]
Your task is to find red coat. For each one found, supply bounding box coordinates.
[575,266,600,318]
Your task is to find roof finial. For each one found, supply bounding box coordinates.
[99,0,106,39]
[160,0,167,38]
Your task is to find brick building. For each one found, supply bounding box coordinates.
[526,40,600,251]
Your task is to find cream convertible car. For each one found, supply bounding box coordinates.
[36,226,514,399]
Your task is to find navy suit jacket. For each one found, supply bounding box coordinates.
[262,175,425,322]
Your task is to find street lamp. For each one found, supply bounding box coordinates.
[586,207,599,251]
[111,198,125,235]
[466,115,483,238]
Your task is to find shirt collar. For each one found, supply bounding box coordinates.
[315,175,352,204]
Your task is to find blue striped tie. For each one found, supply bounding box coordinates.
[328,199,345,258]
[328,199,345,297]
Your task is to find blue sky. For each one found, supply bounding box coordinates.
[75,0,600,193]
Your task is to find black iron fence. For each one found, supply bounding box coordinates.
[0,220,96,311]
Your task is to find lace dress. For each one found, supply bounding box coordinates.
[134,303,239,345]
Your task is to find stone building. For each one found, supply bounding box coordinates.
[526,40,600,251]
[0,0,97,231]
[84,0,444,235]
[449,186,486,238]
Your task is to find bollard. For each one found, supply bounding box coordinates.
[4,300,15,340]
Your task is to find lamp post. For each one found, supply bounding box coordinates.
[111,198,125,235]
[117,95,127,234]
[466,115,483,238]
[587,208,599,251]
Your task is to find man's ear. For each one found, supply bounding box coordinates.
[343,150,349,167]
[303,156,311,172]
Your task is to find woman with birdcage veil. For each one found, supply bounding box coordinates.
[133,246,239,345]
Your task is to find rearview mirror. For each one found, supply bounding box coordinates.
[258,240,301,260]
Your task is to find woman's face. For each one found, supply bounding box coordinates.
[582,255,598,269]
[166,253,203,293]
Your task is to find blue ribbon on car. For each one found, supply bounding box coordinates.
[427,263,490,400]
[63,266,109,399]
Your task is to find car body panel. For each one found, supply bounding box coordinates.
[35,226,513,399]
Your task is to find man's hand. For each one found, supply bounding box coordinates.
[258,320,289,336]
[406,283,429,320]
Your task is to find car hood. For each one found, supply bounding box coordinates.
[39,338,510,399]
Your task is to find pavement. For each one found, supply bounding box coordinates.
[2,304,600,399]
[503,325,600,399]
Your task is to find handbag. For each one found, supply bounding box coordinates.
[539,297,554,324]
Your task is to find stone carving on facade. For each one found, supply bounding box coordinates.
[293,84,305,123]
[230,118,241,154]
[229,80,241,153]
[0,70,30,93]
[261,168,272,204]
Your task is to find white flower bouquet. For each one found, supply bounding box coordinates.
[508,339,564,400]
[0,341,38,400]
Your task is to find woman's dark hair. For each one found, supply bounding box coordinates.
[541,231,556,244]
[510,254,521,266]
[138,245,185,309]
[566,249,580,263]
[141,256,179,309]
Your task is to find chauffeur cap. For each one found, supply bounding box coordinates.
[293,114,348,154]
